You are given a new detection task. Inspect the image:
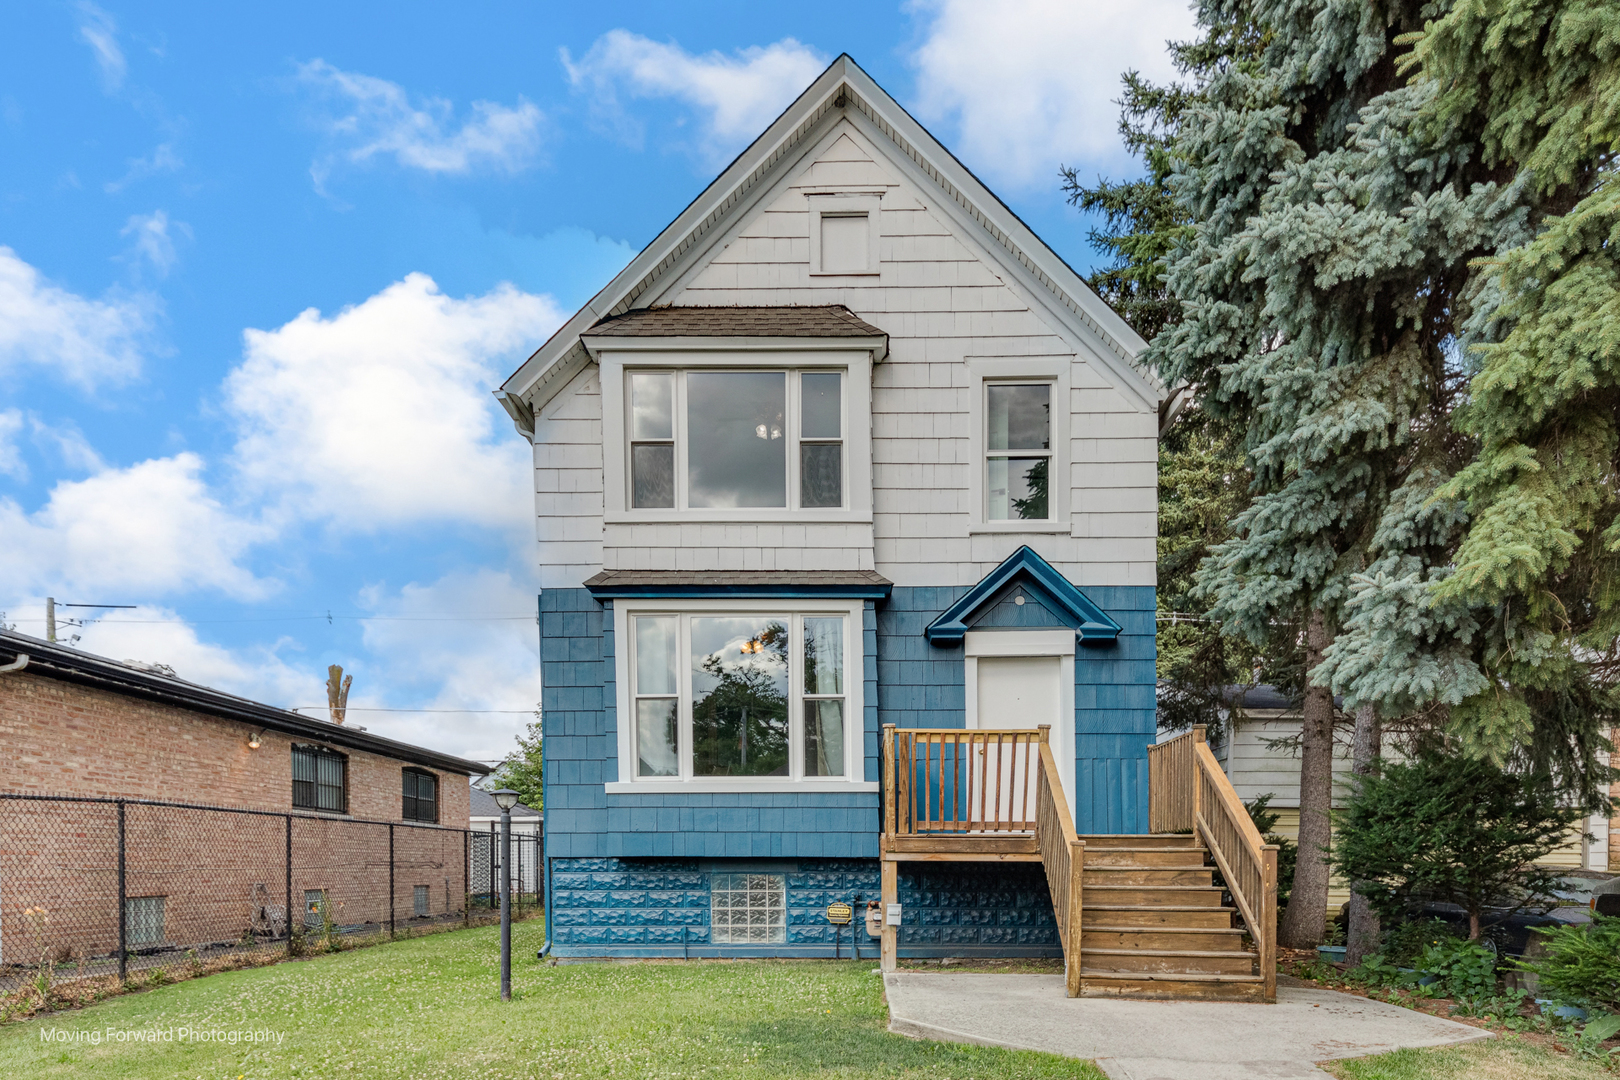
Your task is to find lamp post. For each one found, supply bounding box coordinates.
[491,788,520,1001]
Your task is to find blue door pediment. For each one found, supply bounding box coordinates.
[923,546,1123,647]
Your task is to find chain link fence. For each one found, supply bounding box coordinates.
[0,793,542,1001]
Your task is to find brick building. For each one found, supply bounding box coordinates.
[0,629,485,968]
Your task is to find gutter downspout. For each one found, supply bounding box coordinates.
[0,654,29,675]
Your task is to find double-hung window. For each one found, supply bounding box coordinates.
[986,382,1052,521]
[627,370,845,511]
[620,604,860,787]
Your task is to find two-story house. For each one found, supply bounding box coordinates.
[502,56,1278,1000]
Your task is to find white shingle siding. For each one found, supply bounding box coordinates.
[527,119,1157,590]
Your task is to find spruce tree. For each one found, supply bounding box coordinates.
[1151,0,1535,947]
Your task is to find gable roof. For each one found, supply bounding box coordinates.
[585,304,886,339]
[924,546,1123,646]
[499,54,1160,423]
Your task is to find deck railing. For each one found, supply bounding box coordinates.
[1034,736,1084,997]
[1148,726,1278,1001]
[883,726,1043,836]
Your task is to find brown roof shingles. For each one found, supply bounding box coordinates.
[584,305,886,339]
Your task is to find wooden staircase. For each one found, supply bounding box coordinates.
[880,724,1276,1002]
[1078,834,1266,1001]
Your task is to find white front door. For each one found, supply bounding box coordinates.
[965,631,1076,824]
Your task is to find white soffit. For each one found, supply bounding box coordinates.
[499,54,1162,414]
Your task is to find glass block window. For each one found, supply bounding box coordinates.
[125,895,165,947]
[710,873,786,944]
[413,885,430,917]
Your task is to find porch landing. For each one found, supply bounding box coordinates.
[884,972,1492,1080]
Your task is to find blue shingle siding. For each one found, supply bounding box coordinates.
[879,585,1156,834]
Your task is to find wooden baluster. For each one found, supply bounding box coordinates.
[882,724,896,843]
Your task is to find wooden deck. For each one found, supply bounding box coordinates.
[879,724,1278,1002]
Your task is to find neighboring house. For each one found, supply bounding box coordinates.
[1166,686,1612,899]
[503,56,1170,964]
[469,785,542,895]
[0,628,484,963]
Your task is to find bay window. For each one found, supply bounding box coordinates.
[614,602,865,789]
[626,369,845,511]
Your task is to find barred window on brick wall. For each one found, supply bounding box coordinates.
[710,873,786,943]
[402,769,438,823]
[292,745,346,812]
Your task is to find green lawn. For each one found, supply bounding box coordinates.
[0,921,1103,1079]
[1324,1036,1614,1079]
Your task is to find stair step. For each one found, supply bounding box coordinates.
[1084,847,1207,868]
[1078,834,1200,849]
[1082,905,1236,929]
[1085,885,1225,906]
[1081,948,1257,976]
[1083,927,1249,951]
[1080,970,1266,1002]
[1083,867,1213,887]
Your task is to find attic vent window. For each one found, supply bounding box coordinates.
[809,194,880,276]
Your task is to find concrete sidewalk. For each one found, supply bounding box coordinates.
[885,973,1491,1080]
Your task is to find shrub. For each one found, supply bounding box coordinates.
[1331,744,1582,940]
[1515,915,1620,1013]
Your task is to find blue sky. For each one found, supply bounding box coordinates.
[0,1,1195,765]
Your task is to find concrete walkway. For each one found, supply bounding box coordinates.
[885,973,1491,1080]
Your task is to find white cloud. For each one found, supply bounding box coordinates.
[224,273,563,532]
[0,410,25,480]
[0,246,156,390]
[347,568,542,762]
[0,453,271,600]
[296,60,543,185]
[907,0,1198,187]
[120,210,189,277]
[74,2,125,93]
[104,143,183,194]
[68,607,315,707]
[561,31,827,159]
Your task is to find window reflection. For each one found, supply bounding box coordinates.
[691,616,789,776]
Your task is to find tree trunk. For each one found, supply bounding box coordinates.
[1344,703,1382,966]
[1279,608,1336,950]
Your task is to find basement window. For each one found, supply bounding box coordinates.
[124,896,165,948]
[710,873,786,944]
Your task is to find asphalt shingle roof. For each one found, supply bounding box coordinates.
[585,305,886,339]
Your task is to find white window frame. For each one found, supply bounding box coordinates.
[966,356,1072,533]
[607,598,874,793]
[807,192,882,276]
[600,348,875,524]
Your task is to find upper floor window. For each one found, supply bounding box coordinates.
[292,744,347,813]
[986,383,1051,521]
[402,768,439,823]
[629,370,844,511]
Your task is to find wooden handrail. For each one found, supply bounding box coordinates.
[883,726,1044,835]
[1034,739,1084,997]
[1192,740,1277,1001]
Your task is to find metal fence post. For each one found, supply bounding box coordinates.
[388,823,396,938]
[284,815,293,952]
[116,800,127,981]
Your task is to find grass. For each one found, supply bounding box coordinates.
[0,920,1104,1079]
[1323,1037,1617,1079]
